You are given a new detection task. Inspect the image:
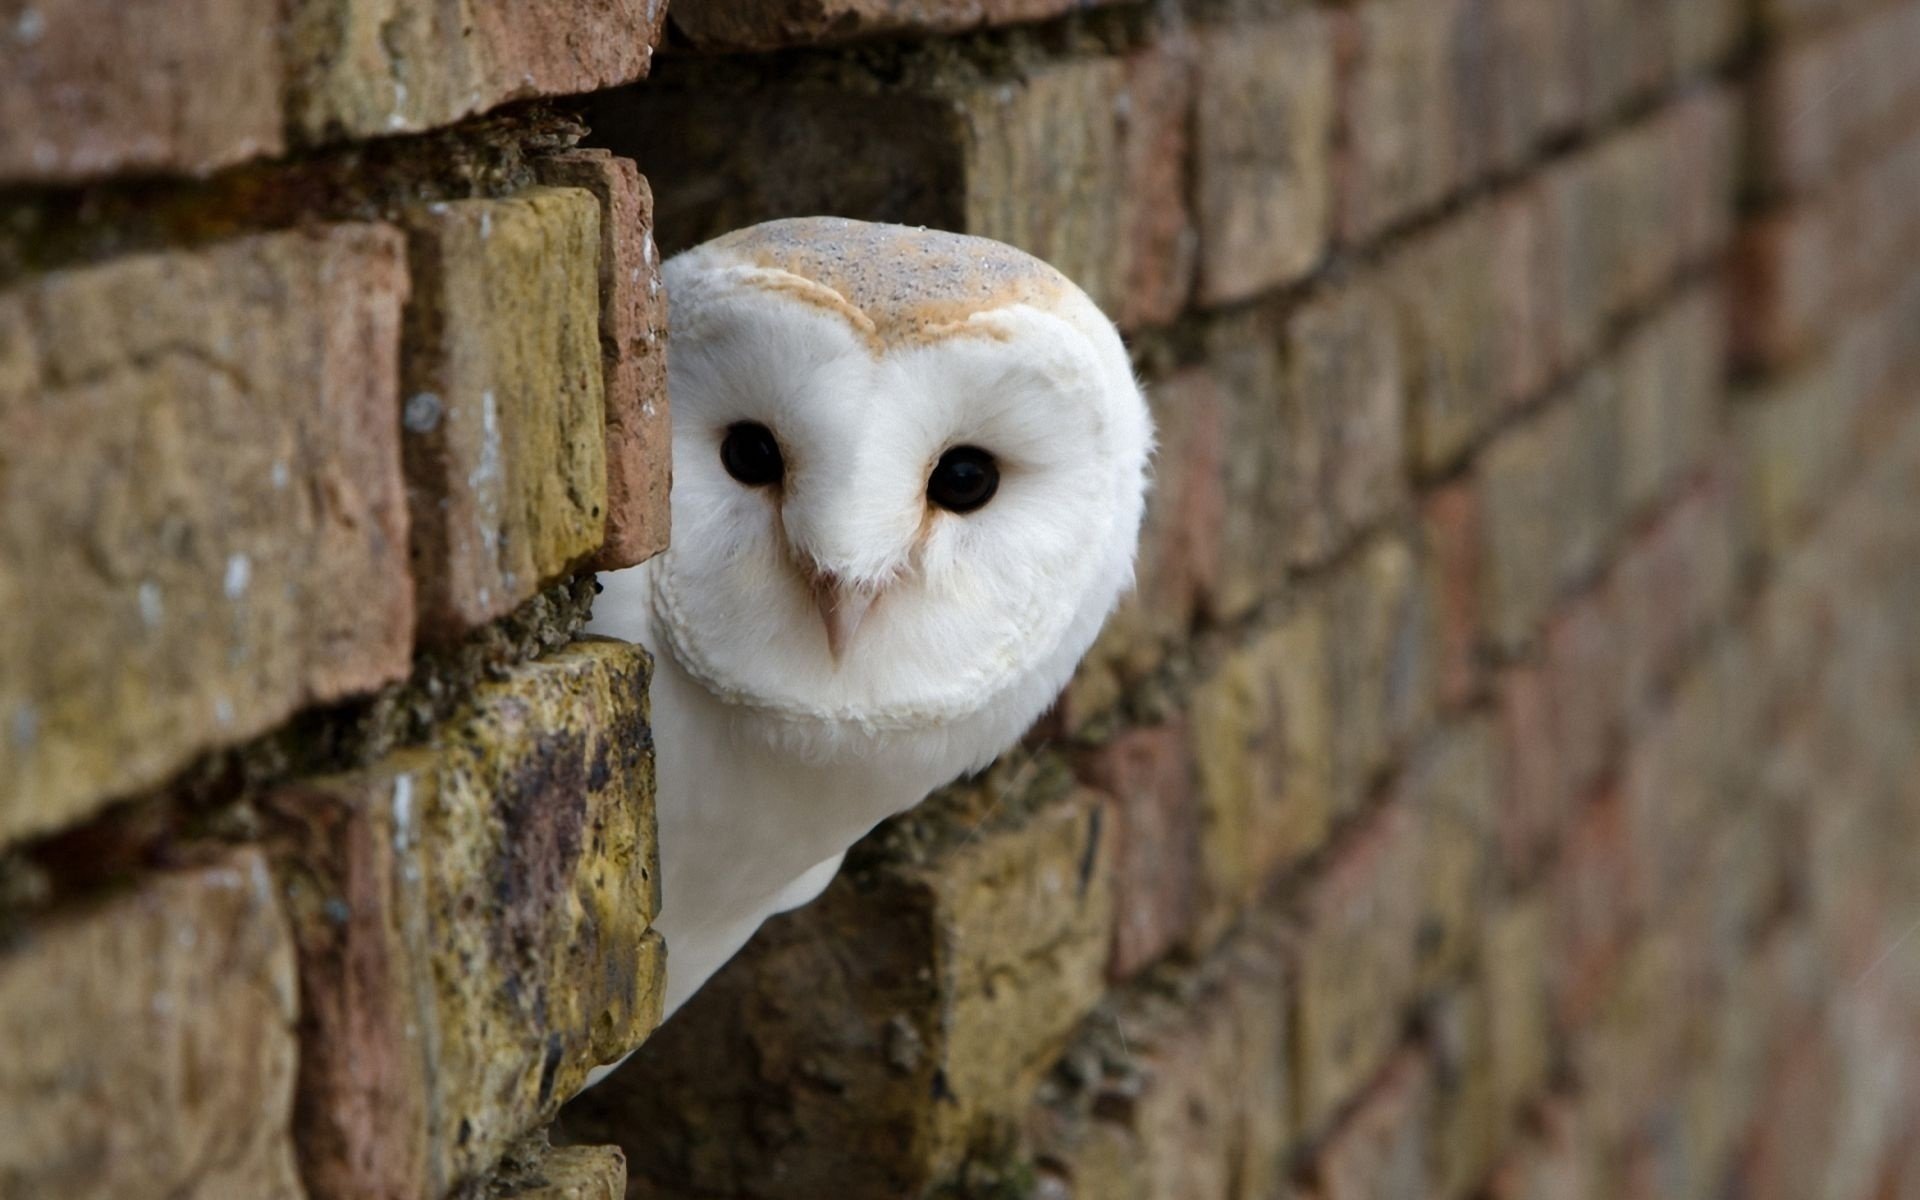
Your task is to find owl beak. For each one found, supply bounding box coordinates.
[811,573,877,661]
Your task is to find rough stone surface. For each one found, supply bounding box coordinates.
[264,640,662,1200]
[0,225,413,846]
[401,187,608,638]
[287,0,668,142]
[0,850,302,1199]
[534,151,673,572]
[0,0,282,183]
[485,1143,629,1200]
[1192,15,1336,304]
[560,784,1112,1199]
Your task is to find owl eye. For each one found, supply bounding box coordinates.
[720,422,785,487]
[927,446,999,514]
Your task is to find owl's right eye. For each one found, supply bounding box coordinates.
[720,422,785,487]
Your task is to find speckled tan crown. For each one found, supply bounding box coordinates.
[698,217,1075,347]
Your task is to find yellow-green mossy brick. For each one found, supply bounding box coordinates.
[264,639,662,1200]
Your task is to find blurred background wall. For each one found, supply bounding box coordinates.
[4,0,1920,1197]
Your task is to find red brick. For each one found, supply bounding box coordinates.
[399,188,608,637]
[1495,664,1566,882]
[1309,1051,1434,1200]
[1422,482,1484,710]
[1293,804,1423,1131]
[534,151,671,571]
[0,851,301,1198]
[288,0,667,141]
[666,0,1126,49]
[0,0,281,184]
[0,225,413,845]
[1548,785,1636,1030]
[1613,470,1739,712]
[1077,722,1200,979]
[1193,14,1336,304]
[1540,586,1624,801]
[1283,283,1407,563]
[1116,43,1198,330]
[1337,0,1471,240]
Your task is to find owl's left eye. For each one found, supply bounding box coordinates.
[927,446,999,514]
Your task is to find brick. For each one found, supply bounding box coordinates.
[1190,609,1334,945]
[534,151,671,572]
[1486,1100,1599,1200]
[1483,897,1553,1119]
[1540,586,1624,801]
[1116,44,1199,329]
[1309,1051,1433,1200]
[1382,204,1539,472]
[1613,471,1739,713]
[1484,0,1581,168]
[1203,321,1292,619]
[1337,0,1470,239]
[1477,381,1621,652]
[400,188,608,637]
[667,0,1125,49]
[287,0,666,142]
[1495,664,1566,882]
[0,226,413,846]
[1293,804,1422,1132]
[1193,14,1336,304]
[565,783,1114,1199]
[1283,283,1407,563]
[1548,785,1635,1029]
[1405,717,1501,988]
[1030,928,1292,1200]
[0,0,281,183]
[486,1144,627,1200]
[1563,0,1668,122]
[1077,722,1200,979]
[0,851,301,1198]
[1327,535,1437,812]
[263,641,664,1200]
[1617,286,1725,512]
[1733,206,1838,374]
[1423,483,1484,710]
[1425,985,1500,1200]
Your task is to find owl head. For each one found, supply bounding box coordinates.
[649,218,1152,774]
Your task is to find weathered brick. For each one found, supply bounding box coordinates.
[1283,282,1407,562]
[1029,928,1292,1200]
[1540,585,1624,801]
[1193,14,1336,304]
[1190,608,1334,945]
[1618,286,1725,512]
[1116,43,1199,329]
[287,0,666,142]
[1483,896,1553,1119]
[264,641,663,1200]
[1485,0,1581,168]
[0,0,281,183]
[1203,320,1292,620]
[1383,204,1543,472]
[1337,0,1470,240]
[0,226,413,846]
[1309,1051,1433,1200]
[1733,206,1836,374]
[1548,785,1635,1029]
[1477,380,1621,652]
[1423,482,1485,710]
[400,187,608,637]
[666,0,1125,49]
[1077,722,1199,979]
[1425,984,1500,1200]
[1405,717,1501,988]
[1293,804,1422,1132]
[0,851,301,1198]
[1613,470,1739,713]
[534,151,672,572]
[1495,664,1566,882]
[1327,534,1437,812]
[1486,1100,1599,1200]
[487,1144,628,1200]
[1563,0,1668,122]
[565,782,1114,1199]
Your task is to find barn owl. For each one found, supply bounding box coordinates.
[584,217,1153,1047]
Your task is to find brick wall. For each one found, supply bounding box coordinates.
[3,0,1919,1198]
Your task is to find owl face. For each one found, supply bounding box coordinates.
[650,220,1151,763]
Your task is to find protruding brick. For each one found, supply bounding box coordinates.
[400,188,608,637]
[0,0,281,183]
[1283,282,1407,564]
[1078,722,1200,979]
[0,851,301,1198]
[287,0,667,142]
[264,641,663,1200]
[534,151,672,571]
[1193,14,1336,304]
[0,226,413,846]
[564,783,1114,1199]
